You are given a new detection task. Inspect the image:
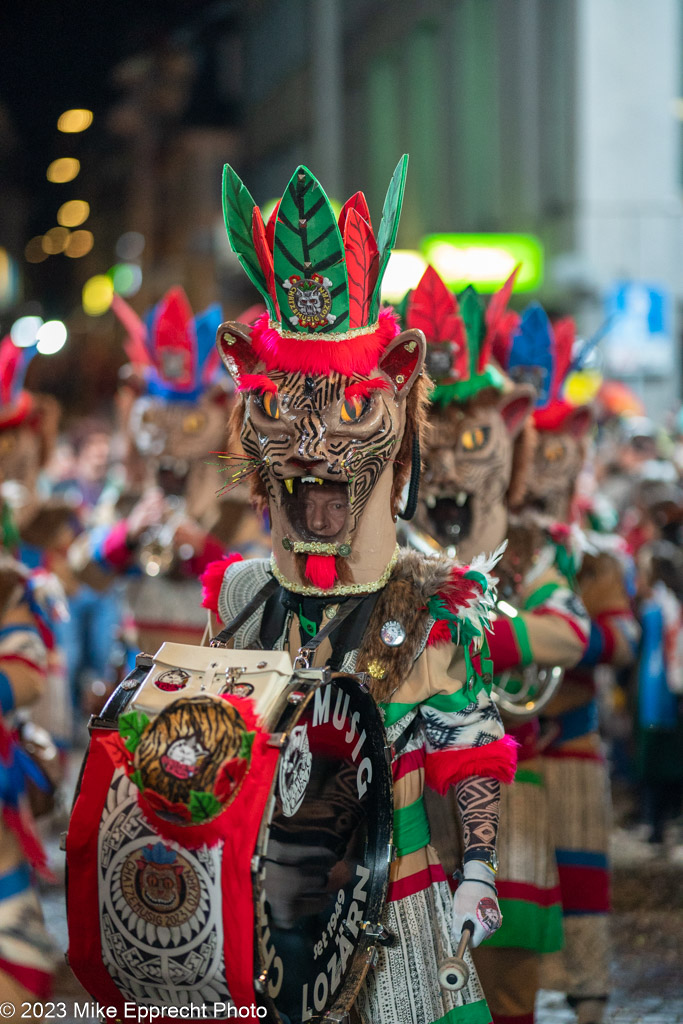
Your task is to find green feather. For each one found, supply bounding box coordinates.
[273,165,349,333]
[222,164,270,305]
[370,154,409,320]
[457,286,485,378]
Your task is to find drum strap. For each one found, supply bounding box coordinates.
[210,577,280,647]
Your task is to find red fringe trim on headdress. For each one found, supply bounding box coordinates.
[200,553,243,617]
[250,309,400,377]
[304,554,338,590]
[424,735,518,793]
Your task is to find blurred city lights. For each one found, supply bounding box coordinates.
[83,275,114,316]
[110,263,143,297]
[46,158,80,184]
[36,320,68,355]
[25,237,48,264]
[420,233,544,292]
[64,230,94,259]
[41,227,71,255]
[115,231,145,260]
[57,109,93,133]
[0,248,19,310]
[57,200,90,227]
[381,250,427,302]
[10,316,43,348]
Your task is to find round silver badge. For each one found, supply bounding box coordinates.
[380,620,406,647]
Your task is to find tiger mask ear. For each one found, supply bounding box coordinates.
[377,329,426,398]
[216,322,263,389]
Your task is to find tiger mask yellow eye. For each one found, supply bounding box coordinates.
[261,391,280,420]
[341,395,367,423]
[544,441,565,462]
[460,426,490,452]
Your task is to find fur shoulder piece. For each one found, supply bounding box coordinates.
[356,546,503,703]
[426,542,504,649]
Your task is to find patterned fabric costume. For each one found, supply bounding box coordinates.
[0,351,59,1007]
[401,271,590,1024]
[494,305,638,1024]
[69,289,269,658]
[201,159,518,1023]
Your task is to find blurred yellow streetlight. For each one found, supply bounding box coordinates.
[41,227,70,255]
[57,109,93,133]
[64,230,94,259]
[57,200,90,228]
[47,158,80,184]
[83,275,114,316]
[25,237,48,264]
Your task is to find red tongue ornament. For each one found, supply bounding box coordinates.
[304,553,338,590]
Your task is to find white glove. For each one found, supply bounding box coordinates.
[451,859,502,948]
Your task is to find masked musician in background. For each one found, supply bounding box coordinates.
[0,341,61,1013]
[402,270,592,1024]
[69,287,270,664]
[494,309,639,1024]
[201,159,518,1023]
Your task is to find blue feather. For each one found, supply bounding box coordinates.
[508,304,554,408]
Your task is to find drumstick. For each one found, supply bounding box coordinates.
[437,921,474,992]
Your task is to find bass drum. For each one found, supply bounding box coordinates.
[253,672,393,1023]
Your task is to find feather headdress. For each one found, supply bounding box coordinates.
[496,302,585,431]
[404,265,519,405]
[221,157,411,376]
[112,287,223,401]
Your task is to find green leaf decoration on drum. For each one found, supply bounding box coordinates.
[188,790,224,824]
[273,165,350,332]
[120,710,150,752]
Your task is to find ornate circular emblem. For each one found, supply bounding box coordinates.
[278,723,312,818]
[154,668,190,693]
[120,841,200,927]
[283,274,336,328]
[380,620,406,647]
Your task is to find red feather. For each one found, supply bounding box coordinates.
[252,207,279,316]
[110,295,151,369]
[407,266,461,344]
[481,264,520,371]
[152,287,195,388]
[552,317,575,400]
[343,208,379,329]
[338,191,373,237]
[490,310,520,370]
[344,377,390,401]
[265,200,280,253]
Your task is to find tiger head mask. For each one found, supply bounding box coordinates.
[216,159,428,595]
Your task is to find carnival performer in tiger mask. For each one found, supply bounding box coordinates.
[494,308,639,1024]
[403,270,593,1024]
[0,339,63,1011]
[69,287,270,661]
[199,158,518,1023]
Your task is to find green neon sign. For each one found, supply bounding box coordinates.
[419,233,544,293]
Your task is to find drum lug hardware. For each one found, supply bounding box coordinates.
[253,970,268,994]
[364,945,379,968]
[267,732,286,747]
[362,922,394,947]
[325,1013,350,1023]
[59,831,67,852]
[287,690,305,704]
[250,854,262,873]
[387,842,396,862]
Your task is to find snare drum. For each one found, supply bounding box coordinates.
[66,646,392,1023]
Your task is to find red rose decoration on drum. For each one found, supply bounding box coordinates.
[104,694,256,827]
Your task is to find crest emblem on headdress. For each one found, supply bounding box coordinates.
[284,274,335,328]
